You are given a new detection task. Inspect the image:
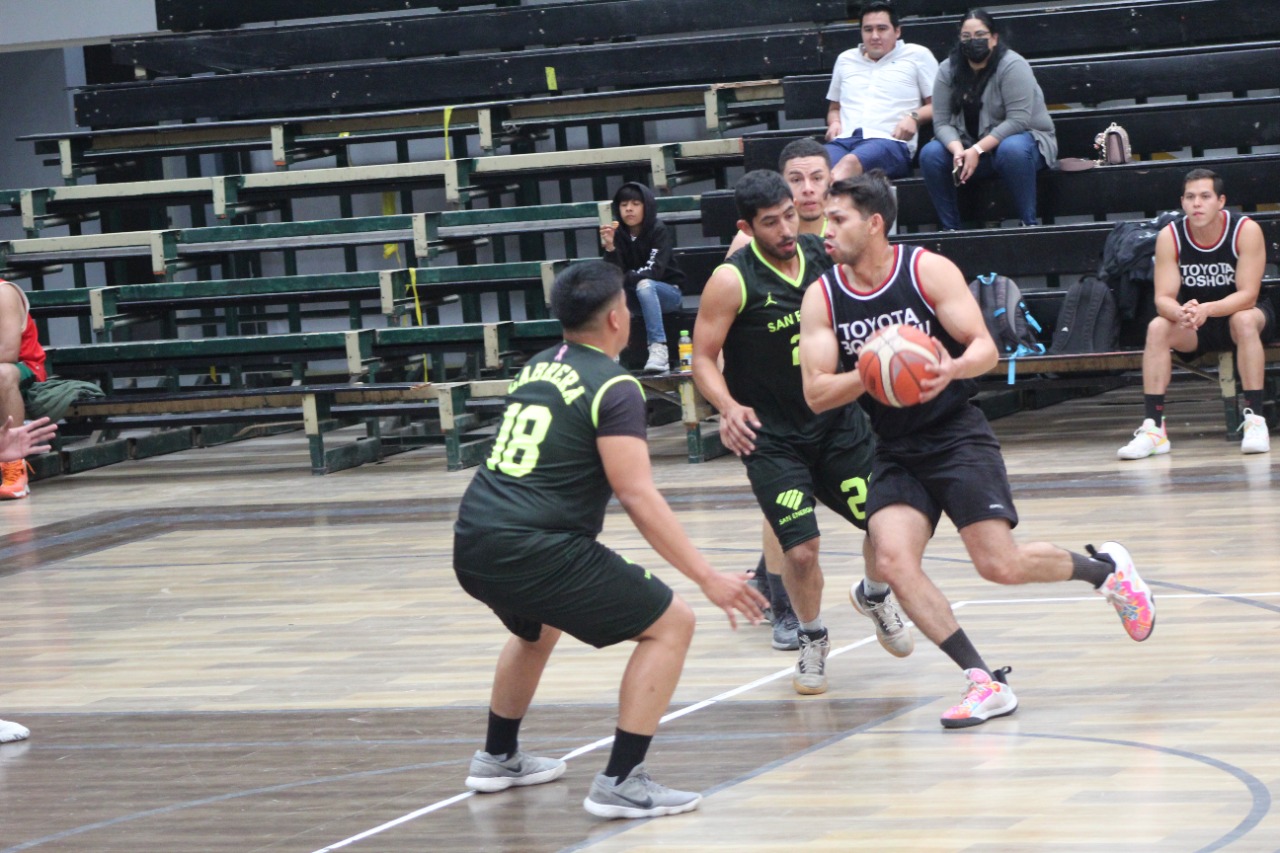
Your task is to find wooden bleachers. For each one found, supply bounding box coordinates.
[702,153,1280,237]
[6,0,1277,482]
[22,82,778,182]
[743,95,1280,175]
[6,141,734,237]
[782,39,1280,123]
[116,1,852,76]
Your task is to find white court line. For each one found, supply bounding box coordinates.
[312,633,883,852]
[310,588,1277,852]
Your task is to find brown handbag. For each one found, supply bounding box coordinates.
[1095,122,1132,165]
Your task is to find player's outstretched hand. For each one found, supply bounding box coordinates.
[0,416,57,463]
[700,571,768,630]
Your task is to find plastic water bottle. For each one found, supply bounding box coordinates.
[678,330,693,371]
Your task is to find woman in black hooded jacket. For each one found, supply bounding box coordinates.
[600,182,686,371]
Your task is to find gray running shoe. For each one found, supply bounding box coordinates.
[850,581,914,658]
[792,629,830,695]
[771,608,799,650]
[465,749,566,793]
[583,763,702,819]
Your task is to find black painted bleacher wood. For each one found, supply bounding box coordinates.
[783,41,1280,121]
[691,211,1280,298]
[704,153,1280,236]
[120,0,850,76]
[744,96,1280,172]
[81,1,1278,127]
[76,28,828,126]
[155,0,505,32]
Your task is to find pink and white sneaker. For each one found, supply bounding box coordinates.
[1091,541,1156,642]
[940,667,1017,729]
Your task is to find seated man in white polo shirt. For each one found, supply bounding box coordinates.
[825,1,938,182]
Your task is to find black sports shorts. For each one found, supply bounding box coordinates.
[1175,299,1276,360]
[741,407,875,552]
[453,528,673,648]
[866,403,1019,532]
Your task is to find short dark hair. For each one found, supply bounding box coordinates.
[860,1,900,28]
[827,170,898,230]
[1183,168,1225,197]
[550,260,624,332]
[613,184,646,206]
[778,137,831,172]
[734,169,793,224]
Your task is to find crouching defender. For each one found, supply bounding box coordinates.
[453,260,766,818]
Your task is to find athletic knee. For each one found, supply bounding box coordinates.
[0,363,19,391]
[867,545,919,586]
[783,538,821,578]
[972,549,1027,585]
[659,595,696,646]
[1229,309,1261,341]
[1145,315,1175,345]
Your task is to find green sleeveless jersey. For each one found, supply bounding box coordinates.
[719,232,838,441]
[456,341,645,537]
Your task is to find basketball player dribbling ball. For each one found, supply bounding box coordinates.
[798,172,1157,728]
[453,261,765,817]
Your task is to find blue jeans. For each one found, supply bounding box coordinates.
[919,132,1047,230]
[627,279,682,344]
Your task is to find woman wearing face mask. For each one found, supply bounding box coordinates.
[918,8,1057,230]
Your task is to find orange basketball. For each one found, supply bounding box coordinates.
[856,325,942,408]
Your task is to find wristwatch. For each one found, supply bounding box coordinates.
[908,110,921,123]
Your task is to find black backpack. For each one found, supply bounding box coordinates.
[968,273,1045,357]
[1048,276,1120,355]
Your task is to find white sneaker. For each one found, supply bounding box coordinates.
[850,581,914,657]
[1239,409,1270,454]
[792,629,830,695]
[0,719,30,743]
[643,342,669,373]
[1117,418,1170,460]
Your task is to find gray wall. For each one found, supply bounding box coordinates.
[0,0,156,52]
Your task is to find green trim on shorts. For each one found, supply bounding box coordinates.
[15,363,35,391]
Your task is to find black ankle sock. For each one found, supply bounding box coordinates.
[1243,390,1264,414]
[939,629,988,674]
[484,710,522,759]
[1070,550,1113,588]
[1143,394,1165,425]
[604,728,653,780]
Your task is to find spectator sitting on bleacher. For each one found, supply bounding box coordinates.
[920,8,1057,230]
[824,1,937,183]
[1117,169,1273,459]
[0,278,50,500]
[600,182,686,373]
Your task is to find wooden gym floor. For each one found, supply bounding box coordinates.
[1,384,1277,852]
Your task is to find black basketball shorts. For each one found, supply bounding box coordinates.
[1175,299,1276,359]
[741,411,876,552]
[453,529,673,648]
[866,403,1020,532]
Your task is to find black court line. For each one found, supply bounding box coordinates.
[874,729,1273,853]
